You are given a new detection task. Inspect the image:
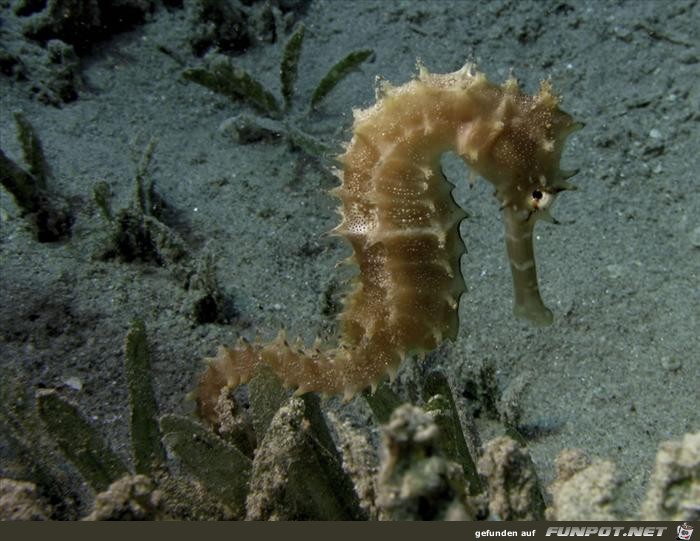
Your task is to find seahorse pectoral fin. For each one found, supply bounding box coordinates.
[503,207,554,327]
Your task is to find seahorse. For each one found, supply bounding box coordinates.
[194,63,582,421]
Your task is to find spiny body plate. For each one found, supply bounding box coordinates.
[194,63,580,420]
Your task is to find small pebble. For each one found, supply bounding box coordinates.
[605,264,624,279]
[64,376,83,391]
[690,226,700,248]
[660,356,681,371]
[649,128,662,139]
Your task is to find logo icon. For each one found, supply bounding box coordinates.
[677,523,694,541]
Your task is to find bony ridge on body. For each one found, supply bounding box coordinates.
[193,62,582,420]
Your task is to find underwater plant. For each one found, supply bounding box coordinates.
[1,317,696,520]
[183,22,373,159]
[91,139,228,325]
[92,138,187,267]
[0,112,72,241]
[0,319,248,519]
[0,320,364,519]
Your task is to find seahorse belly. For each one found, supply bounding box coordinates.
[334,101,468,353]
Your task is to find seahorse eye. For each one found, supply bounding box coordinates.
[529,188,554,212]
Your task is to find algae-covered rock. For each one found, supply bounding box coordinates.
[35,39,82,104]
[185,0,251,56]
[376,404,474,520]
[0,478,49,520]
[545,448,619,520]
[327,412,380,520]
[19,0,155,54]
[641,431,700,520]
[84,475,163,521]
[478,436,545,520]
[211,387,257,459]
[245,396,365,520]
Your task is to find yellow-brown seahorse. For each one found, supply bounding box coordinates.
[194,63,582,421]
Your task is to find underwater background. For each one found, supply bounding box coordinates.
[0,0,698,520]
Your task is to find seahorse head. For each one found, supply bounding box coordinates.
[452,72,582,326]
[458,77,582,223]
